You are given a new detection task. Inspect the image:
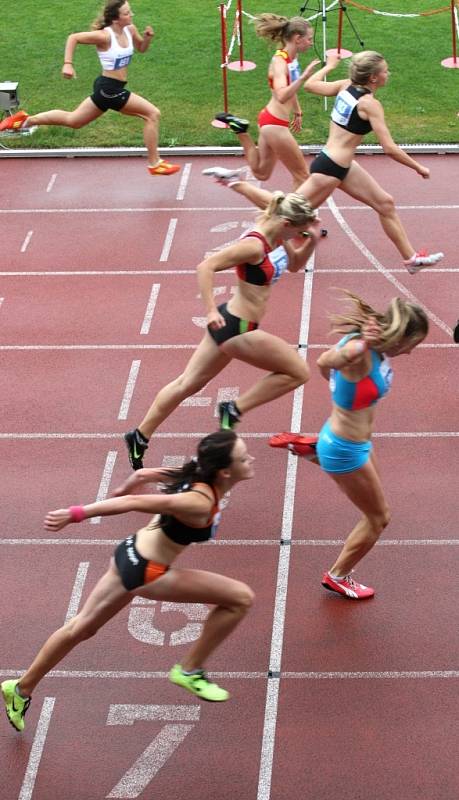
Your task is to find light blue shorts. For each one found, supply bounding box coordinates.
[317,419,372,474]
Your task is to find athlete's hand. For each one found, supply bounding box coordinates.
[417,164,430,179]
[303,59,321,79]
[207,309,226,330]
[290,114,303,133]
[325,53,341,70]
[44,508,73,531]
[143,26,154,39]
[62,64,76,80]
[362,317,383,347]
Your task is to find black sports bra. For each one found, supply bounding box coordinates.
[157,482,222,545]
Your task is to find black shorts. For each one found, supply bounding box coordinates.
[114,534,169,591]
[207,303,259,346]
[310,149,349,181]
[91,76,131,112]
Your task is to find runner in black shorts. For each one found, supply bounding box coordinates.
[0,1,179,175]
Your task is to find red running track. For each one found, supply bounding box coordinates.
[0,154,458,800]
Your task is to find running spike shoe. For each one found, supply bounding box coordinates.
[269,432,317,459]
[404,250,444,274]
[1,679,31,732]
[202,166,250,185]
[321,571,374,599]
[454,320,459,344]
[148,160,181,176]
[0,110,29,132]
[124,429,148,471]
[214,112,249,133]
[169,665,230,702]
[218,400,241,430]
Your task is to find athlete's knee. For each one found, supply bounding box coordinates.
[368,505,391,537]
[146,106,160,124]
[376,193,395,217]
[65,614,101,643]
[288,360,310,387]
[233,583,255,613]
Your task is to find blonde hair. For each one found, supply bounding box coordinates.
[349,51,385,86]
[253,13,311,45]
[92,0,127,30]
[260,191,317,227]
[329,291,428,349]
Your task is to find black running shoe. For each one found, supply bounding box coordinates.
[214,112,249,134]
[454,320,459,344]
[124,429,148,470]
[218,400,241,430]
[320,228,328,238]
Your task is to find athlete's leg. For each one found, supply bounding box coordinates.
[120,92,161,165]
[340,161,415,260]
[262,126,309,188]
[138,333,231,439]
[136,568,254,670]
[221,330,310,412]
[296,172,341,208]
[27,97,103,129]
[18,561,130,695]
[327,452,391,577]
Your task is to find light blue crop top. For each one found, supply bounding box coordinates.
[329,334,393,411]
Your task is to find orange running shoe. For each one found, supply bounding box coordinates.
[148,160,181,176]
[269,432,317,459]
[0,110,29,132]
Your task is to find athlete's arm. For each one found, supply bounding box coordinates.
[365,98,429,178]
[196,239,264,325]
[271,55,321,105]
[284,218,321,271]
[62,30,109,78]
[304,54,348,96]
[130,23,154,53]
[111,468,178,498]
[317,338,368,372]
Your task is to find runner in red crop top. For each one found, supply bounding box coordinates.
[215,14,320,189]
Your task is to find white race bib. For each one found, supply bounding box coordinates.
[268,245,289,283]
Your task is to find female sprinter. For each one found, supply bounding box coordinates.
[124,192,320,470]
[1,431,255,732]
[209,51,444,273]
[0,1,179,176]
[270,292,429,599]
[214,13,319,189]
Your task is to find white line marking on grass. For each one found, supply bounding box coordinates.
[257,251,316,800]
[118,360,141,420]
[64,562,89,623]
[46,173,57,192]
[20,230,33,252]
[159,218,177,262]
[176,162,192,200]
[18,697,55,800]
[91,450,117,524]
[140,283,160,334]
[326,196,452,337]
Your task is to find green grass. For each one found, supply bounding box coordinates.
[1,0,458,150]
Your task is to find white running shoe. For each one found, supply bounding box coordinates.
[202,166,252,186]
[404,250,444,274]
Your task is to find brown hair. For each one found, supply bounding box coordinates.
[253,13,311,45]
[92,0,127,30]
[329,291,428,349]
[161,431,238,493]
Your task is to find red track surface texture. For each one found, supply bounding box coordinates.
[0,154,458,800]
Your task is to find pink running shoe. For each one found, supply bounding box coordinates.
[404,250,444,275]
[0,110,29,132]
[269,432,317,459]
[322,571,374,599]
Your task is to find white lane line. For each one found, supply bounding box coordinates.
[20,230,33,252]
[159,218,177,262]
[64,562,89,623]
[176,162,192,200]
[118,360,141,420]
[0,342,455,351]
[326,196,453,337]
[140,283,160,334]
[2,538,459,547]
[257,251,315,800]
[1,204,458,214]
[46,173,57,193]
[2,669,457,680]
[91,450,117,524]
[1,268,457,277]
[0,431,457,440]
[0,298,3,309]
[18,697,55,800]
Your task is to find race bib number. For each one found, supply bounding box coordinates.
[288,58,301,82]
[331,91,356,127]
[210,509,222,540]
[268,245,289,283]
[379,358,393,391]
[114,54,132,69]
[329,369,336,394]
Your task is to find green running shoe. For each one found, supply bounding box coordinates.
[1,679,31,732]
[218,400,241,430]
[169,665,229,702]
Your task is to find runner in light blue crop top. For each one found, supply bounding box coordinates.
[330,334,393,411]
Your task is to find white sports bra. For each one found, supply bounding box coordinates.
[97,26,134,71]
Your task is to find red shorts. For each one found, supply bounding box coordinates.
[257,107,289,128]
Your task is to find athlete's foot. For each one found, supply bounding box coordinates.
[214,112,250,134]
[124,429,149,470]
[269,432,317,459]
[148,159,181,176]
[169,665,230,701]
[321,571,374,599]
[453,320,459,343]
[218,400,241,430]
[202,166,253,186]
[0,110,29,132]
[404,250,444,274]
[1,680,31,732]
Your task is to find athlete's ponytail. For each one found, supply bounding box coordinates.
[160,431,238,493]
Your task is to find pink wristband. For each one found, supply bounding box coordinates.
[69,505,86,523]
